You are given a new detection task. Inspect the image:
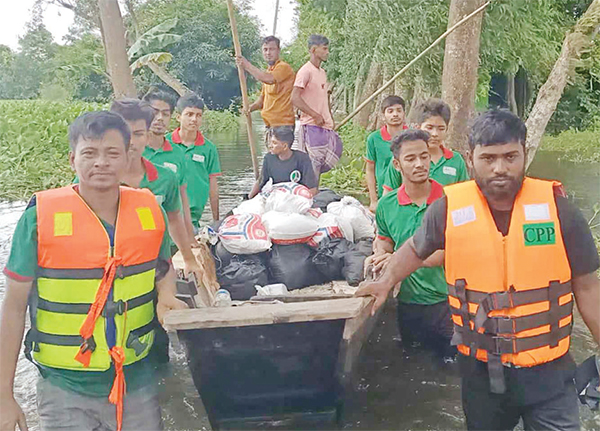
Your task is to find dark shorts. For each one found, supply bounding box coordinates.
[460,355,580,430]
[396,300,456,358]
[37,378,163,431]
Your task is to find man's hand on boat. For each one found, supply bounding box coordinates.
[182,253,202,276]
[156,267,189,325]
[0,395,28,431]
[157,293,189,325]
[355,278,394,316]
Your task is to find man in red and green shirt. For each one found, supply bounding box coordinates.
[369,129,453,359]
[167,93,221,226]
[109,99,200,274]
[143,90,196,243]
[364,95,408,212]
[382,98,469,193]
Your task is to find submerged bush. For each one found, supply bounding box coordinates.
[0,100,239,200]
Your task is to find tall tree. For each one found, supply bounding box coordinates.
[525,0,600,167]
[97,0,136,97]
[441,0,487,153]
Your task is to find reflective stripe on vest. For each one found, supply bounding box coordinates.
[30,185,165,371]
[444,178,572,371]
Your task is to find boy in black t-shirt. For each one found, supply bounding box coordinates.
[249,126,318,197]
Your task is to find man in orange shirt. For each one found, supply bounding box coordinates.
[237,36,295,138]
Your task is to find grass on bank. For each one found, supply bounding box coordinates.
[540,129,600,163]
[0,100,239,201]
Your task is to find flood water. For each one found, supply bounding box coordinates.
[0,121,598,430]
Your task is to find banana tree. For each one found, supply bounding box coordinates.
[128,18,189,95]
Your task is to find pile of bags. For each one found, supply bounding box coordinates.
[214,183,376,299]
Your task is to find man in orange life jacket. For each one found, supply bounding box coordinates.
[357,110,600,430]
[0,112,187,431]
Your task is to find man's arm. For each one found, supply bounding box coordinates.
[236,56,275,84]
[167,211,201,274]
[357,197,447,313]
[356,238,426,313]
[209,176,219,221]
[0,277,32,431]
[248,94,264,114]
[291,87,325,127]
[179,185,197,244]
[155,266,188,325]
[572,272,600,345]
[365,162,377,212]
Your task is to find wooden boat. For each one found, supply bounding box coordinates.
[166,249,377,430]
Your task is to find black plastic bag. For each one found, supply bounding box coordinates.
[312,188,342,212]
[342,238,374,286]
[212,240,234,271]
[217,254,269,300]
[268,244,326,289]
[311,238,352,281]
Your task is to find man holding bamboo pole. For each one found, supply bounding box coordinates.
[236,36,295,140]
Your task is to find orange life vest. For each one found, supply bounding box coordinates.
[444,178,572,391]
[33,185,166,430]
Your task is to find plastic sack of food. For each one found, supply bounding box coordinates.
[264,182,313,214]
[307,213,353,247]
[268,244,325,289]
[217,255,269,300]
[327,196,375,240]
[233,194,266,216]
[311,237,352,281]
[342,238,374,286]
[261,211,319,245]
[218,213,271,254]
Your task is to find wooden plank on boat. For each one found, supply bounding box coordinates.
[164,296,372,331]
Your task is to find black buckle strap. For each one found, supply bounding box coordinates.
[37,290,155,317]
[478,300,573,335]
[487,354,506,394]
[80,336,96,353]
[102,290,156,318]
[455,323,572,355]
[126,319,158,356]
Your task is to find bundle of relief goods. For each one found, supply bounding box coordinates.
[232,194,266,216]
[268,244,326,289]
[264,182,313,214]
[218,213,271,254]
[342,238,374,286]
[327,196,375,240]
[311,238,352,281]
[312,188,342,212]
[217,254,269,300]
[261,211,319,245]
[307,212,354,247]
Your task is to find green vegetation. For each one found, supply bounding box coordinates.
[321,122,600,199]
[0,100,240,201]
[285,0,599,132]
[1,0,262,109]
[540,129,600,163]
[320,123,368,198]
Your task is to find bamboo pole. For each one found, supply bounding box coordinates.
[272,0,280,36]
[226,0,260,179]
[335,1,490,131]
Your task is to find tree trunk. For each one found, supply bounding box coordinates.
[368,64,391,130]
[353,59,368,110]
[98,0,137,98]
[356,60,382,128]
[147,61,189,96]
[525,0,600,168]
[441,0,486,153]
[506,73,518,115]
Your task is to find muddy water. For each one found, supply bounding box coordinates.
[0,126,598,430]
